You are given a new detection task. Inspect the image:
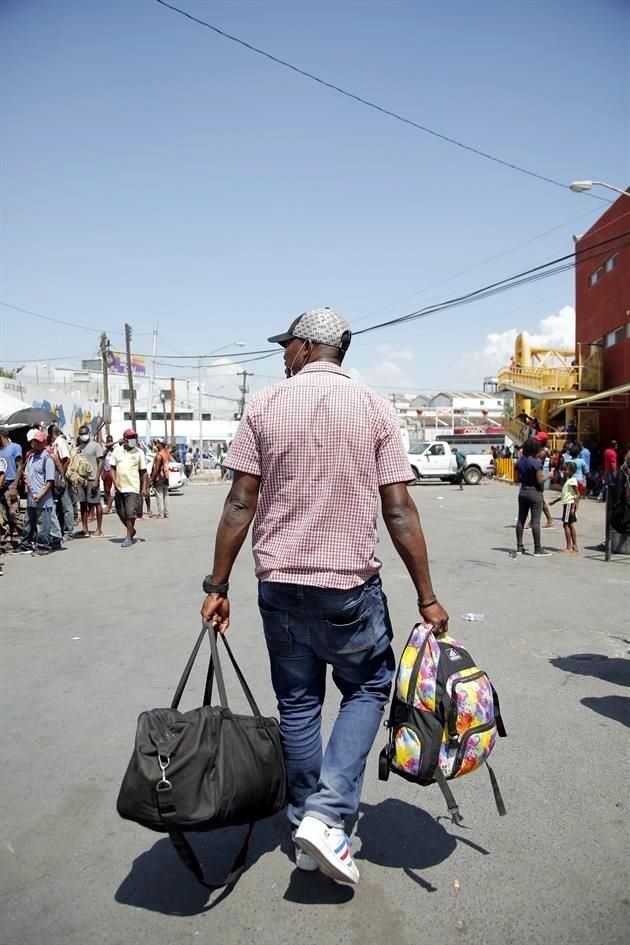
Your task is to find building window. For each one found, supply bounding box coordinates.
[605,255,618,273]
[589,268,603,286]
[605,327,625,348]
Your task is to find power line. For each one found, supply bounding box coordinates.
[349,205,605,327]
[154,0,610,200]
[0,301,104,334]
[354,228,630,337]
[0,300,152,337]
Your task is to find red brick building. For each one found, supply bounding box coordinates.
[574,189,630,447]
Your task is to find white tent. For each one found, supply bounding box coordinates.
[0,388,30,422]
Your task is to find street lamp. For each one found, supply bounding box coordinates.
[198,341,246,453]
[160,391,168,440]
[569,180,630,197]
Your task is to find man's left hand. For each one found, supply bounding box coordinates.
[201,593,230,634]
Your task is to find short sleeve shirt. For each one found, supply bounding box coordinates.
[224,361,414,588]
[52,436,70,462]
[25,451,55,508]
[604,448,618,473]
[78,439,104,479]
[110,445,146,493]
[0,441,23,481]
[516,456,542,489]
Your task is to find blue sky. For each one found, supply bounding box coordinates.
[1,0,628,397]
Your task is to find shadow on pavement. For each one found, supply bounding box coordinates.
[115,811,286,915]
[550,654,630,729]
[581,695,630,728]
[549,654,630,687]
[353,798,489,893]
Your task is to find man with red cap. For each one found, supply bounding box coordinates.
[16,431,56,556]
[110,429,148,548]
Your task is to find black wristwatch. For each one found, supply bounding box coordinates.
[202,577,229,595]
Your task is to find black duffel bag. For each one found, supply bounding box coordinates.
[117,623,287,888]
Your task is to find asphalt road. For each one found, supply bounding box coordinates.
[2,479,629,945]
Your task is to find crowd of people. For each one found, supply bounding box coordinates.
[0,424,183,572]
[513,429,629,557]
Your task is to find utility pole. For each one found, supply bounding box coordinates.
[170,377,176,448]
[146,325,158,444]
[237,370,253,419]
[160,391,168,440]
[99,332,111,435]
[124,323,137,431]
[197,358,203,453]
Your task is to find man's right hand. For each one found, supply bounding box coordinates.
[201,593,230,634]
[419,600,449,636]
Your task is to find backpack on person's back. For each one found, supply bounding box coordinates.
[66,447,93,487]
[379,622,507,824]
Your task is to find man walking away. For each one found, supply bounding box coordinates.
[75,424,104,537]
[110,429,148,548]
[18,431,56,556]
[201,307,448,886]
[151,439,170,519]
[184,447,193,480]
[453,446,466,490]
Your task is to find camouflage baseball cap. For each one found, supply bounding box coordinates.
[268,307,351,349]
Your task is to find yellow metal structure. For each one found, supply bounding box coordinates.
[497,332,603,447]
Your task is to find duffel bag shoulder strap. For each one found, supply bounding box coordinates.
[157,781,254,890]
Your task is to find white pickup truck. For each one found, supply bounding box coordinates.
[406,441,494,486]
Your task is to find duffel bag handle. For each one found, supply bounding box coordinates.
[171,623,263,718]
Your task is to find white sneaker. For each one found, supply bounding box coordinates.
[294,815,359,885]
[291,830,319,872]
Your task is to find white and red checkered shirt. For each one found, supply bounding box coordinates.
[224,361,413,589]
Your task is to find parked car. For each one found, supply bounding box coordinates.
[407,441,493,486]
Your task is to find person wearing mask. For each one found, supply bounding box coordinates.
[16,431,56,556]
[75,424,104,537]
[48,423,74,540]
[514,437,552,556]
[110,429,148,548]
[0,426,23,544]
[150,439,171,519]
[201,308,448,885]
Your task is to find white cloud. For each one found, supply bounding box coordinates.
[350,346,416,391]
[464,305,575,377]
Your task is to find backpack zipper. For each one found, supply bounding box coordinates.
[452,720,496,777]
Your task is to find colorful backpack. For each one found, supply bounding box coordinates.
[379,622,507,824]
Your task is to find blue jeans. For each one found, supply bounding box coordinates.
[258,575,395,829]
[56,487,75,536]
[20,506,52,550]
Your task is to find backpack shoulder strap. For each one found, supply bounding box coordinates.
[433,767,463,825]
